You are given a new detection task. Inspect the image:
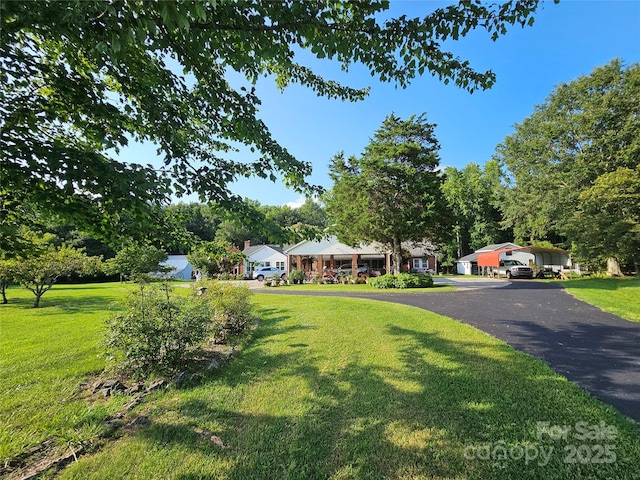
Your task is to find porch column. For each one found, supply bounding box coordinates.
[296,255,302,272]
[351,253,359,277]
[385,253,391,275]
[329,255,335,270]
[317,254,324,274]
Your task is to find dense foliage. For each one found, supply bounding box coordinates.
[187,241,245,278]
[1,0,544,243]
[442,160,510,259]
[497,60,640,272]
[368,273,434,289]
[326,113,451,274]
[104,244,168,282]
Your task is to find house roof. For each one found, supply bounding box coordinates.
[404,241,437,258]
[475,242,521,252]
[242,244,285,256]
[285,236,386,256]
[160,255,191,272]
[478,246,571,268]
[285,236,437,258]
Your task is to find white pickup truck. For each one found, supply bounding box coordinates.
[493,260,534,279]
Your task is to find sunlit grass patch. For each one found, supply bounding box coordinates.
[58,294,640,480]
[561,277,640,322]
[0,283,133,461]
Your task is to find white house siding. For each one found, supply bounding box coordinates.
[243,246,288,277]
[457,261,473,275]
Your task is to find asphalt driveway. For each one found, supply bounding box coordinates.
[258,280,640,423]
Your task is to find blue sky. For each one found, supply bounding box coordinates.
[121,0,640,208]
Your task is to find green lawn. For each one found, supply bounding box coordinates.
[2,283,639,479]
[0,284,134,462]
[561,277,640,322]
[58,292,639,479]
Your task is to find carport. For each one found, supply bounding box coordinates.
[477,246,571,278]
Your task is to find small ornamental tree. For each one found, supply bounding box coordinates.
[104,244,168,282]
[14,246,102,307]
[188,241,245,278]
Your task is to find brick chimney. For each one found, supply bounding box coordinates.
[244,240,251,250]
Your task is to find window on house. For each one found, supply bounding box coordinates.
[264,262,270,267]
[412,258,422,269]
[276,261,285,270]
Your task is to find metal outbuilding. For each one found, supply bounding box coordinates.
[477,246,571,276]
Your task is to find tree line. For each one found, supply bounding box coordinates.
[2,59,639,307]
[3,2,638,304]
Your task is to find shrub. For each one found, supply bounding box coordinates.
[369,273,433,289]
[368,274,398,289]
[104,283,211,377]
[200,281,253,342]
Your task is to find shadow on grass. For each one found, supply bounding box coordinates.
[123,306,640,480]
[1,284,127,313]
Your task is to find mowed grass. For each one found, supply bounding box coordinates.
[0,283,134,461]
[561,277,640,322]
[262,282,455,293]
[54,292,640,479]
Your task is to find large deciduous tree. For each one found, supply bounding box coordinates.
[325,113,450,275]
[1,0,545,242]
[568,167,640,274]
[497,60,640,273]
[442,160,508,259]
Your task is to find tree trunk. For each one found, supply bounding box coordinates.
[1,282,7,304]
[33,292,43,308]
[392,237,403,276]
[606,257,624,277]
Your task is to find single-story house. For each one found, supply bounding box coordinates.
[284,236,437,275]
[405,242,438,274]
[159,255,193,280]
[241,240,288,278]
